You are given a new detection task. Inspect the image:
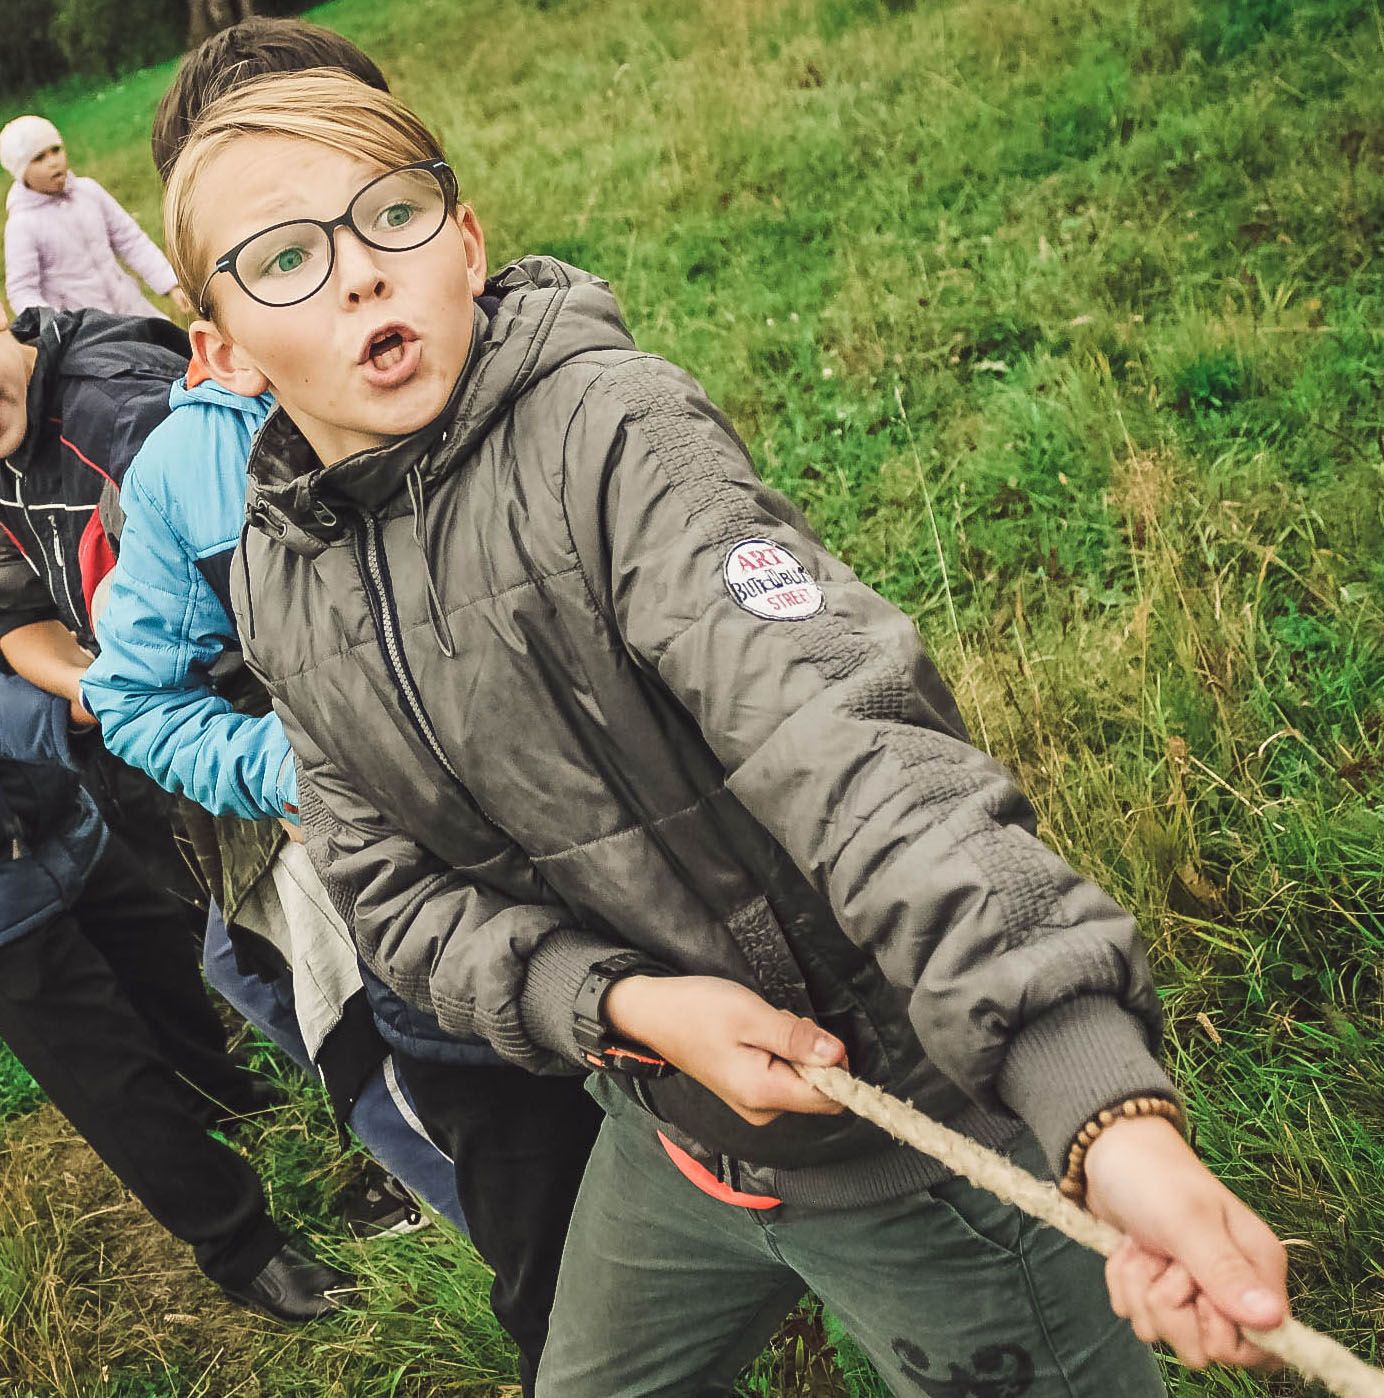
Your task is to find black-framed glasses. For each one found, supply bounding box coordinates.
[198,159,458,314]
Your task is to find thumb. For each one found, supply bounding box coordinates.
[771,1012,845,1068]
[1177,1209,1286,1332]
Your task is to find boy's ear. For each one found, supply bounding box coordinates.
[189,318,271,398]
[459,205,487,299]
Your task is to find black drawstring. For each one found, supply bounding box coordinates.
[238,515,257,641]
[406,463,456,658]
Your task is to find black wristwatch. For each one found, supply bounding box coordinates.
[572,952,676,1078]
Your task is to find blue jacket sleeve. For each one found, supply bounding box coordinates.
[0,672,81,769]
[80,456,297,821]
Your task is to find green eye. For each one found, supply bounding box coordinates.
[271,246,308,275]
[248,241,315,284]
[380,202,417,230]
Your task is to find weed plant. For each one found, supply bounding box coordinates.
[0,0,1380,1393]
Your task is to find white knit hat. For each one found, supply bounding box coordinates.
[0,115,63,184]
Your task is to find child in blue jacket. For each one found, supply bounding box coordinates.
[83,371,466,1234]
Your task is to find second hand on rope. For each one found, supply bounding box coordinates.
[796,1064,1384,1398]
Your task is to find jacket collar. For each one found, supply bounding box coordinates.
[244,256,636,554]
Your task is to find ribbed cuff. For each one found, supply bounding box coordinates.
[997,995,1180,1178]
[518,928,626,1064]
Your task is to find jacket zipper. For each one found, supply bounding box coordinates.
[47,516,82,630]
[0,789,27,861]
[353,512,466,788]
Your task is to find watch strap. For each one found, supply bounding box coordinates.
[572,952,675,1077]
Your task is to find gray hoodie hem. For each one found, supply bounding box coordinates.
[997,994,1180,1178]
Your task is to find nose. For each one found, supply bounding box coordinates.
[332,225,388,306]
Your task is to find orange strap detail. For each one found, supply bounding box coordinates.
[656,1132,782,1210]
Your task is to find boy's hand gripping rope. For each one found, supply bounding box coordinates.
[797,1064,1384,1398]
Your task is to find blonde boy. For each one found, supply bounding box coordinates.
[166,72,1290,1394]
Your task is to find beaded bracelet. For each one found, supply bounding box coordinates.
[1058,1095,1186,1207]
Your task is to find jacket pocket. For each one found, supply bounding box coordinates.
[726,895,813,1015]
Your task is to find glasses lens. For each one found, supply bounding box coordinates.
[351,166,449,251]
[236,223,332,306]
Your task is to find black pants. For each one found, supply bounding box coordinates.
[398,1054,602,1396]
[0,840,286,1288]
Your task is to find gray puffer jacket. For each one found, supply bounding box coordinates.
[236,257,1175,1206]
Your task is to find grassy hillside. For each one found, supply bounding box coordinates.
[1,0,1381,1393]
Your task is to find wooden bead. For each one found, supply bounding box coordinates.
[1061,1096,1189,1213]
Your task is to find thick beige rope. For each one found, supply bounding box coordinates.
[798,1064,1384,1398]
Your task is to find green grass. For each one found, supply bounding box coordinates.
[0,1045,43,1122]
[2,0,1382,1392]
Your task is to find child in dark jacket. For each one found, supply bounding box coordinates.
[0,300,352,1321]
[0,669,348,1317]
[168,71,1292,1394]
[0,298,207,906]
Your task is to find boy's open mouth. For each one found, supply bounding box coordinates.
[358,324,421,388]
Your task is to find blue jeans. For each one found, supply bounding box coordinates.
[203,905,466,1232]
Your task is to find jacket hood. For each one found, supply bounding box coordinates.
[6,306,188,474]
[244,256,635,554]
[169,374,271,418]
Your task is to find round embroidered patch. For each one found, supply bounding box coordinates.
[722,537,825,621]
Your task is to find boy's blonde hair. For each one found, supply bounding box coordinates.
[164,69,447,314]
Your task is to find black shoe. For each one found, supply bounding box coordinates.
[341,1170,431,1240]
[220,1241,355,1323]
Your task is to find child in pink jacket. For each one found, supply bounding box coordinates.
[1,115,193,320]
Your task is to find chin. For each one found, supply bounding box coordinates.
[386,390,453,436]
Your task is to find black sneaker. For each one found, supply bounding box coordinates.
[341,1171,430,1239]
[221,1240,355,1323]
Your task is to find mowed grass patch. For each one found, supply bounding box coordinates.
[1,0,1381,1392]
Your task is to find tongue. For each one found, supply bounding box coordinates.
[370,334,405,370]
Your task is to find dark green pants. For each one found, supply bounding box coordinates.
[537,1085,1167,1397]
